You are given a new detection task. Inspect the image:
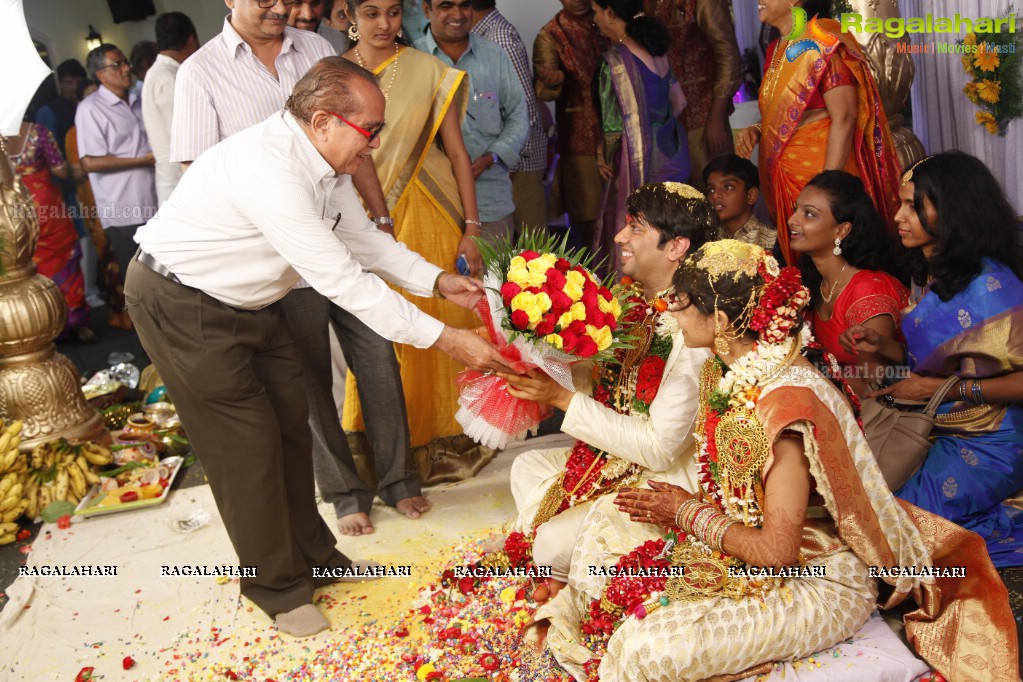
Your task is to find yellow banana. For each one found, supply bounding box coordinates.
[68,463,86,499]
[30,443,48,470]
[0,432,10,454]
[38,485,52,512]
[0,472,15,497]
[24,490,38,521]
[81,442,113,466]
[0,521,18,534]
[76,456,100,486]
[0,491,19,512]
[0,533,16,546]
[55,468,69,502]
[2,500,28,523]
[0,449,16,474]
[2,420,23,436]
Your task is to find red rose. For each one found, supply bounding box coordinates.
[576,335,598,358]
[510,310,530,330]
[636,356,666,403]
[535,315,556,337]
[581,289,598,309]
[479,653,500,671]
[605,312,618,330]
[555,258,571,272]
[544,268,566,289]
[549,290,573,314]
[525,286,542,295]
[520,250,541,260]
[559,331,578,352]
[598,286,613,301]
[122,656,135,670]
[594,384,611,405]
[75,668,96,682]
[583,277,598,293]
[57,515,71,530]
[569,320,587,335]
[586,307,605,328]
[457,576,476,595]
[500,281,522,306]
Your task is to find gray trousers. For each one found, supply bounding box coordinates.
[124,261,350,617]
[279,288,419,517]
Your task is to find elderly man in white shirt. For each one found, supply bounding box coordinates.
[127,58,514,638]
[141,11,199,207]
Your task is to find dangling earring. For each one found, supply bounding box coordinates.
[833,237,842,256]
[348,24,360,41]
[713,300,730,356]
[398,28,404,39]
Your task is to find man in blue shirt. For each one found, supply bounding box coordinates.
[416,0,528,243]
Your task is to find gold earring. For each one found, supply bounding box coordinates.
[398,28,404,39]
[348,23,360,41]
[713,300,730,355]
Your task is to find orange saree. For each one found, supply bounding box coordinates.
[758,18,901,266]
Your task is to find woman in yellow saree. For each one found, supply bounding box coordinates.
[341,0,496,483]
[736,0,901,267]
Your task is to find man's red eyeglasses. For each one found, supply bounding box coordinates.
[328,111,385,143]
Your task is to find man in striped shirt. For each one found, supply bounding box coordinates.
[170,2,429,558]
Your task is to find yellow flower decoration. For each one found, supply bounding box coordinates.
[976,110,998,134]
[977,79,1001,104]
[570,301,588,321]
[557,311,574,329]
[963,81,981,104]
[563,280,584,301]
[974,47,1000,72]
[610,298,622,318]
[500,586,517,603]
[597,294,613,313]
[507,265,530,286]
[565,270,586,288]
[964,32,977,46]
[961,54,974,72]
[526,257,553,275]
[535,292,552,313]
[416,664,436,680]
[509,256,527,269]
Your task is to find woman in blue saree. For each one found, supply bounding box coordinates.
[591,0,691,273]
[843,151,1023,569]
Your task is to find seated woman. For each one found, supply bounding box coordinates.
[496,183,715,595]
[538,240,1016,681]
[843,151,1023,569]
[791,170,908,396]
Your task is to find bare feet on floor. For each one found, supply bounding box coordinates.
[337,512,374,536]
[395,495,432,519]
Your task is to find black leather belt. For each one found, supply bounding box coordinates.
[135,249,181,284]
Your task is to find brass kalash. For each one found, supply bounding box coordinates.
[0,136,104,451]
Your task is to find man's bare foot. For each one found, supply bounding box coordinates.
[530,578,566,605]
[337,512,374,536]
[395,495,432,519]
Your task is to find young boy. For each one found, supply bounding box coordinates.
[703,154,777,249]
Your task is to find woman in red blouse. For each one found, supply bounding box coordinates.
[790,170,907,396]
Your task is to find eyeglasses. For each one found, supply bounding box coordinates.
[327,111,385,143]
[97,59,131,71]
[256,0,299,8]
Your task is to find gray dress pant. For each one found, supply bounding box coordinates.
[124,260,350,617]
[279,288,419,517]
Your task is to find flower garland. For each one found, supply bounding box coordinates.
[959,13,1022,136]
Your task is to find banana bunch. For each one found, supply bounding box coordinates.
[0,420,30,541]
[18,439,111,522]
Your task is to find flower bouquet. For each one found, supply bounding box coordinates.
[455,228,629,449]
[959,11,1022,136]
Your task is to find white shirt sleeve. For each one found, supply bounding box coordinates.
[169,63,221,164]
[232,173,445,348]
[560,334,707,473]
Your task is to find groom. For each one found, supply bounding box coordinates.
[501,183,715,597]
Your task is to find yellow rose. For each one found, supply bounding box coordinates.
[571,302,588,321]
[563,280,584,301]
[527,257,552,275]
[540,253,557,266]
[527,270,549,288]
[510,256,527,269]
[587,324,613,351]
[507,265,530,287]
[566,270,586,288]
[500,586,517,603]
[557,311,574,329]
[611,298,622,318]
[525,305,543,326]
[535,292,552,312]
[416,664,436,680]
[597,294,613,313]
[510,291,537,312]
[544,333,564,349]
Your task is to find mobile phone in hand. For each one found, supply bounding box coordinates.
[456,254,471,276]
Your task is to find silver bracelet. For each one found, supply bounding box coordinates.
[373,216,394,226]
[464,219,482,228]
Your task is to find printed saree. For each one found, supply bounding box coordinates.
[758,18,901,266]
[897,258,1023,569]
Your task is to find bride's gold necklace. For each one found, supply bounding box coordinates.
[354,42,400,100]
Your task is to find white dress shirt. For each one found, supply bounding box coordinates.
[142,54,182,207]
[134,111,445,349]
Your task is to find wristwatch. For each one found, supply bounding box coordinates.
[432,272,447,299]
[373,216,394,226]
